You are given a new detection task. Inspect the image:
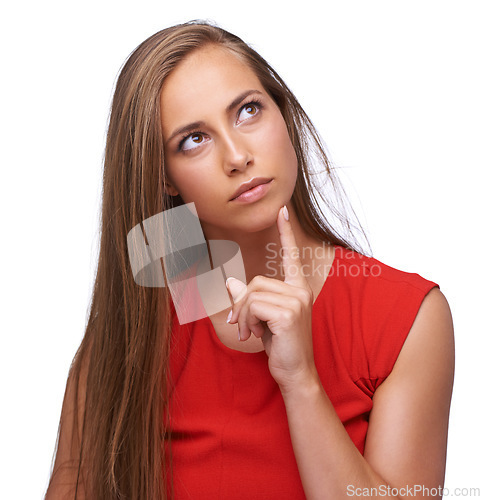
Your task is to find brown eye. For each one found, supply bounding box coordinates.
[180,132,208,151]
[238,102,261,123]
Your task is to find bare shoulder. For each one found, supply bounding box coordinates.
[413,287,453,333]
[394,287,454,378]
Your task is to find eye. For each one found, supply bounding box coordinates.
[237,102,261,124]
[180,132,208,152]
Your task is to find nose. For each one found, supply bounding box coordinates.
[221,131,253,175]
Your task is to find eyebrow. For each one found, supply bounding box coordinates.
[166,89,263,144]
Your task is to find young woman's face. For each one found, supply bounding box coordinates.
[160,44,298,237]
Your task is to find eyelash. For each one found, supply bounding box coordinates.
[237,99,264,122]
[177,129,204,152]
[177,99,264,152]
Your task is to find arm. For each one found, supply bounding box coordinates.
[282,287,454,499]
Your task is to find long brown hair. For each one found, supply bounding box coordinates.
[47,20,366,499]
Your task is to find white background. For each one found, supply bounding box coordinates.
[1,1,480,498]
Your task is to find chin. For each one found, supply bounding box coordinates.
[236,204,282,233]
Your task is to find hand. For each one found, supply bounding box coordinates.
[226,206,318,392]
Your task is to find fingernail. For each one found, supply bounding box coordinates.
[226,310,232,323]
[238,327,241,341]
[225,277,234,289]
[282,205,289,221]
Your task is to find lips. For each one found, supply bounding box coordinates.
[229,177,273,201]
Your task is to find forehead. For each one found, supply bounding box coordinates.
[160,45,265,131]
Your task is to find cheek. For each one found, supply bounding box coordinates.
[267,117,298,178]
[165,155,199,196]
[168,171,204,202]
[165,158,218,208]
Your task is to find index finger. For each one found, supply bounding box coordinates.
[277,205,306,286]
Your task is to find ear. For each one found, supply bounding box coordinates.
[164,179,179,197]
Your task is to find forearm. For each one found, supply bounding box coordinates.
[281,377,400,500]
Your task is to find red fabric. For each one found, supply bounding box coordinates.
[166,246,438,499]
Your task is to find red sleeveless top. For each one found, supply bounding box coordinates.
[166,246,438,499]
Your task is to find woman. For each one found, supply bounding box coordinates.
[46,21,454,499]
